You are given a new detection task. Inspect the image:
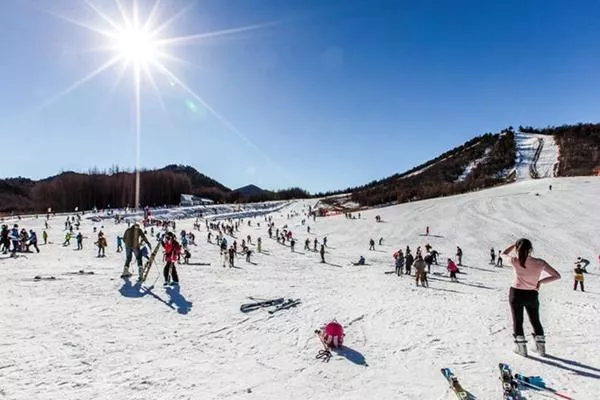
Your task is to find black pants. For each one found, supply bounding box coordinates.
[574,280,584,291]
[163,262,179,283]
[395,265,403,276]
[509,287,544,337]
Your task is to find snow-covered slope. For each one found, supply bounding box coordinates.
[514,133,560,180]
[1,177,599,400]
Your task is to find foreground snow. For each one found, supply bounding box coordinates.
[1,177,599,400]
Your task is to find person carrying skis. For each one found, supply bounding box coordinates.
[395,250,405,276]
[122,223,152,280]
[162,232,181,285]
[575,257,589,273]
[447,258,459,282]
[574,263,585,292]
[502,238,561,357]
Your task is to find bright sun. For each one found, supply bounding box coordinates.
[114,28,158,66]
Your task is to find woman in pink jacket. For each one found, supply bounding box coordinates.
[447,258,459,282]
[502,238,561,357]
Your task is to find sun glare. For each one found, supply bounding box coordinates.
[115,28,158,66]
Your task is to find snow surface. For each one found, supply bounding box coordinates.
[1,177,600,400]
[514,133,560,180]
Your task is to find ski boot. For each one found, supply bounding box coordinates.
[532,334,546,356]
[513,335,528,357]
[120,266,132,279]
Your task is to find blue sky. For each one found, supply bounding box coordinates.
[1,0,599,193]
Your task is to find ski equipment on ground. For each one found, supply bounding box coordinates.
[515,374,573,400]
[499,363,525,400]
[268,298,301,314]
[441,368,475,399]
[240,298,285,313]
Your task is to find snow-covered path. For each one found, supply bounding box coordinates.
[1,177,599,400]
[514,133,560,180]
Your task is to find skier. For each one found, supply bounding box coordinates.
[304,238,310,251]
[395,250,404,276]
[414,254,428,287]
[323,236,328,247]
[424,252,433,274]
[369,238,375,251]
[490,248,496,264]
[116,236,123,252]
[27,230,40,253]
[228,246,236,268]
[183,249,191,264]
[245,248,252,263]
[63,232,71,247]
[320,244,325,263]
[76,232,83,250]
[456,246,463,266]
[425,226,429,236]
[502,238,561,357]
[257,237,262,253]
[162,232,181,286]
[574,263,585,292]
[95,232,107,257]
[447,258,459,282]
[405,251,414,275]
[378,237,383,246]
[42,230,48,245]
[496,253,503,267]
[290,238,296,252]
[576,257,590,273]
[316,321,344,349]
[122,223,152,280]
[354,256,366,265]
[313,238,318,251]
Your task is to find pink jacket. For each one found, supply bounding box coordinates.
[510,256,551,291]
[447,260,458,272]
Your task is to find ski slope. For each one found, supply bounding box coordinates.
[514,133,560,180]
[1,177,599,400]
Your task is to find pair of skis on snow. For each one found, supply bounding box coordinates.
[442,363,573,400]
[240,298,301,314]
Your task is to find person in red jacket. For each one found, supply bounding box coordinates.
[162,232,182,286]
[447,258,459,282]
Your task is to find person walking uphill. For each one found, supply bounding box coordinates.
[502,238,561,357]
[121,223,152,280]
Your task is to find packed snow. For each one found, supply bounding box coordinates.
[514,133,560,180]
[1,177,599,400]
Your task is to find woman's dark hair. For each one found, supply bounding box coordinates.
[515,238,532,268]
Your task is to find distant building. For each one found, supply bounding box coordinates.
[180,194,214,206]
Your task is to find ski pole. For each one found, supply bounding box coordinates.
[515,375,573,400]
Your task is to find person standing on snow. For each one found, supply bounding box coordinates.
[405,251,414,275]
[502,238,561,357]
[447,258,459,282]
[320,244,325,263]
[162,232,181,286]
[27,230,40,253]
[395,250,405,276]
[116,236,123,252]
[573,263,585,292]
[121,223,152,280]
[456,246,463,266]
[414,254,427,287]
[490,248,496,264]
[369,238,375,251]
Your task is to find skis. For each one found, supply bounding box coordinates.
[441,368,476,399]
[240,298,284,313]
[499,363,525,400]
[268,298,301,314]
[514,374,573,400]
[140,244,162,283]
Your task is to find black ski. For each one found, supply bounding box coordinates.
[240,298,285,313]
[268,298,301,314]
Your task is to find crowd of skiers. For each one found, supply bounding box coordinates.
[1,224,41,256]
